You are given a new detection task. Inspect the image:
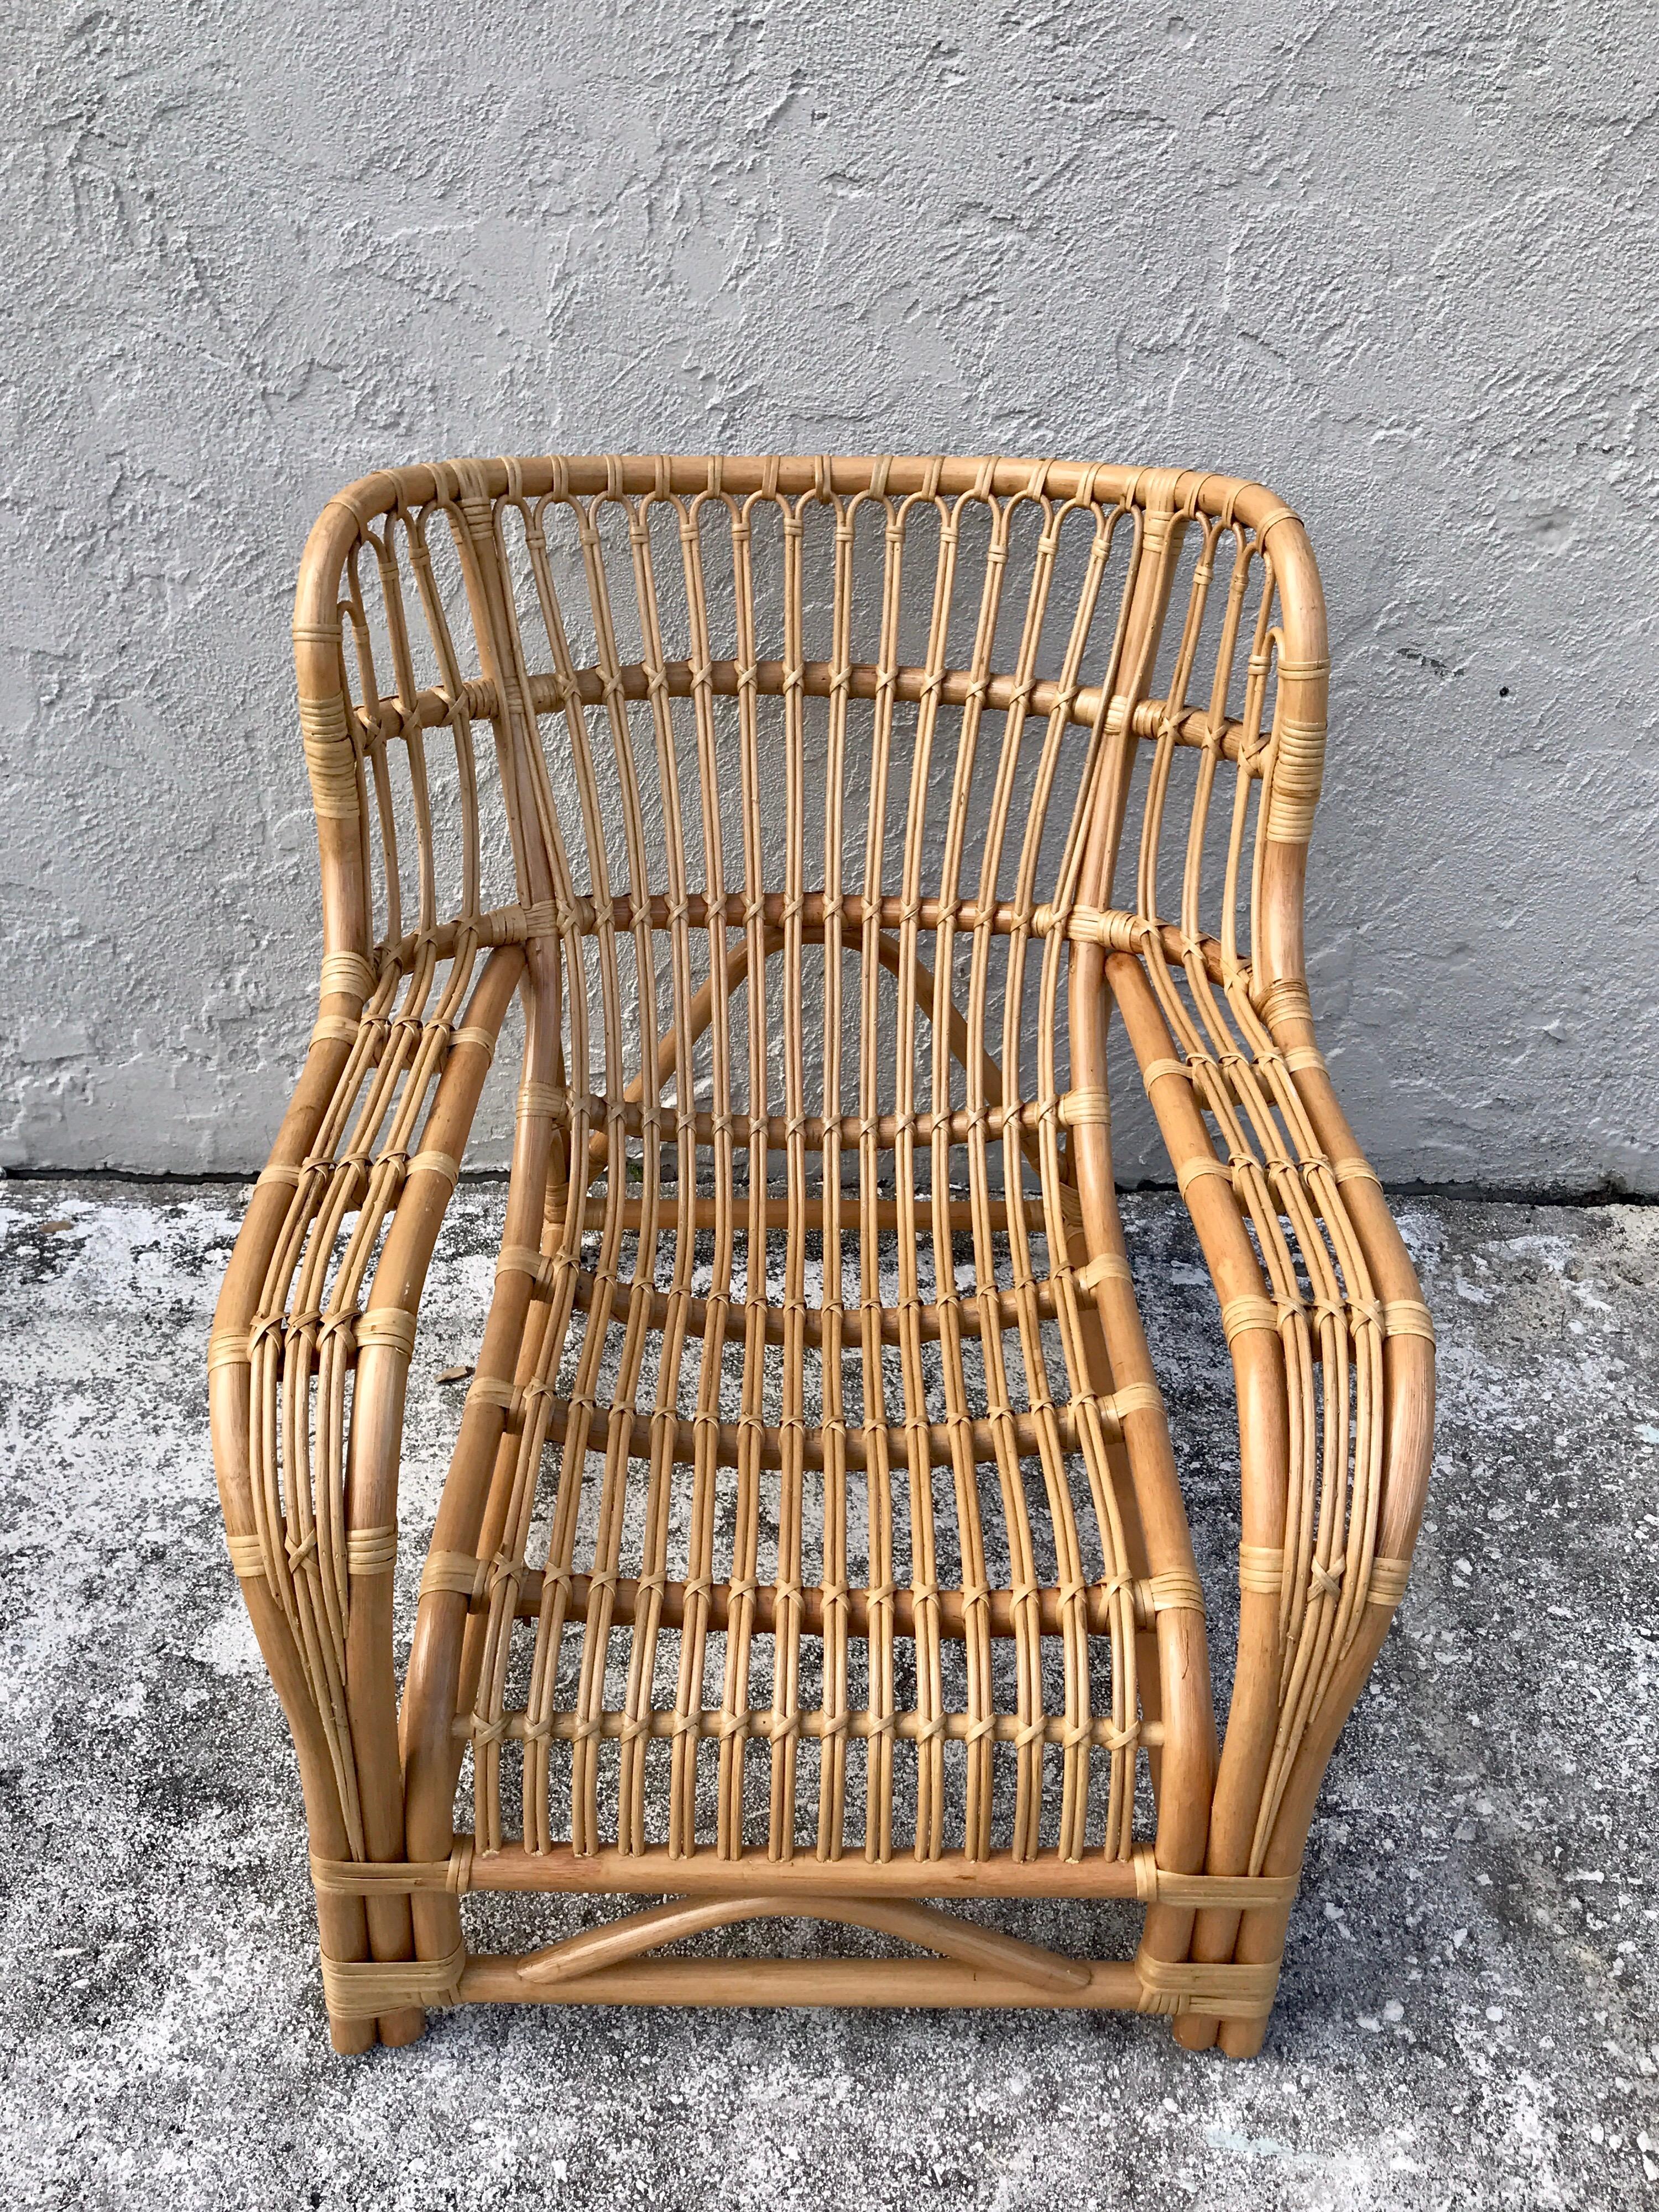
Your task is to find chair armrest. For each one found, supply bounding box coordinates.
[208,939,525,1869]
[1107,941,1434,1887]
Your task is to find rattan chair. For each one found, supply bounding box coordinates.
[209,453,1433,2057]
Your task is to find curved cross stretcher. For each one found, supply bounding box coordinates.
[208,452,1434,2056]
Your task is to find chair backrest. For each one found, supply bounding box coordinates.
[291,455,1327,1144]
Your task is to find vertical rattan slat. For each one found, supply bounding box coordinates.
[209,451,1433,2056]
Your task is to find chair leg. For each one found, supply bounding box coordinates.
[328,2014,377,2056]
[1072,1295,1220,2044]
[315,1885,429,2052]
[1171,2001,1220,2052]
[366,1893,427,2048]
[408,1888,467,2047]
[1215,1912,1289,2059]
[1217,2008,1274,2059]
[375,2005,427,2048]
[315,1887,379,2054]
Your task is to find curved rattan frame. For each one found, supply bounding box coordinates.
[208,453,1433,2057]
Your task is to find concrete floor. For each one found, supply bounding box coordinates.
[0,1179,1654,2211]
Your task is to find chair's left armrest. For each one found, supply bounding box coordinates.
[208,940,525,1875]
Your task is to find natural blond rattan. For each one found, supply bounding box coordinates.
[209,453,1434,2057]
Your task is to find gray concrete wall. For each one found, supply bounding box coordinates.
[3,1,1654,1191]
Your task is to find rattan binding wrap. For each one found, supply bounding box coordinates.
[208,452,1434,2057]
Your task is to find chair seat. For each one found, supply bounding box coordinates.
[443,1201,1171,1870]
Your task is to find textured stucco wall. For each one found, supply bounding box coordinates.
[2,1,1655,1189]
